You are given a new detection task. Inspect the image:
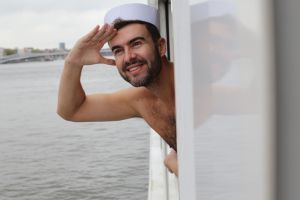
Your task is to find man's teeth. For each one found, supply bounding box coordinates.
[129,66,139,72]
[128,64,142,72]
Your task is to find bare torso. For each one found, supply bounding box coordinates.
[133,88,177,151]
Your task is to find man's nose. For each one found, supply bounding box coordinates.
[124,47,136,63]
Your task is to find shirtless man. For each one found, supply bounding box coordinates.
[57,4,177,174]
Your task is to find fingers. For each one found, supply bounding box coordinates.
[81,24,116,44]
[81,25,100,41]
[95,26,117,47]
[80,24,117,48]
[104,28,118,43]
[164,151,178,176]
[91,24,108,43]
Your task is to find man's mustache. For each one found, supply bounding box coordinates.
[123,59,146,71]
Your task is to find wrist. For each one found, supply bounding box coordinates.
[64,55,83,69]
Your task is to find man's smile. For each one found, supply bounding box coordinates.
[123,60,147,76]
[128,64,147,77]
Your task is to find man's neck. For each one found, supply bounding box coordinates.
[146,57,175,105]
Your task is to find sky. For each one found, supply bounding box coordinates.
[0,0,147,49]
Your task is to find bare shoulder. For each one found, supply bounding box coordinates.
[114,86,157,113]
[112,87,155,105]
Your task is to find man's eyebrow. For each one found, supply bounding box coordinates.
[111,37,146,52]
[129,36,145,44]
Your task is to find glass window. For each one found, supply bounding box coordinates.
[188,0,274,199]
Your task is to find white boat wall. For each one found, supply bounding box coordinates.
[145,0,300,200]
[147,1,179,200]
[175,0,275,199]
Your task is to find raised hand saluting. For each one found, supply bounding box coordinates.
[66,24,117,67]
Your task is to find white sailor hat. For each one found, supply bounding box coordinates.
[104,3,160,29]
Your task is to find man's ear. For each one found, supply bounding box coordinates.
[157,38,167,57]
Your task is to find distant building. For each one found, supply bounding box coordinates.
[59,42,66,51]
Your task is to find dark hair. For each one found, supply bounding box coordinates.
[112,19,161,43]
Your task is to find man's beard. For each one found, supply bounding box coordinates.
[119,47,162,87]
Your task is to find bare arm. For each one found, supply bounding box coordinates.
[57,25,139,121]
[57,61,86,120]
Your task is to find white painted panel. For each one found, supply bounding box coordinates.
[172,1,197,200]
[190,1,275,199]
[173,0,275,199]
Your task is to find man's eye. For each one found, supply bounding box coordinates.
[113,49,122,56]
[132,41,142,47]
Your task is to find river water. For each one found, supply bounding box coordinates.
[0,60,149,200]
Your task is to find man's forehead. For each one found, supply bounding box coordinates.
[109,23,150,46]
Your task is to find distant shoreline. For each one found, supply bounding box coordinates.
[0,49,112,64]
